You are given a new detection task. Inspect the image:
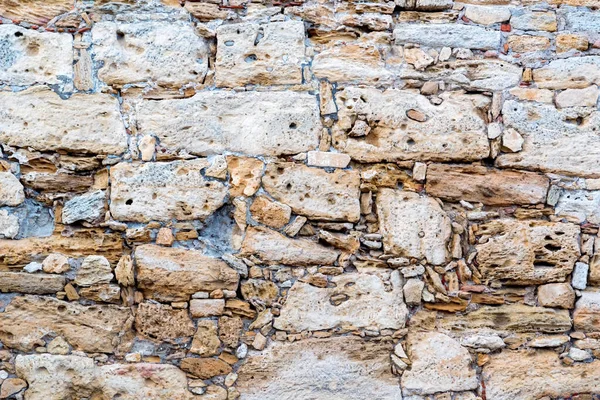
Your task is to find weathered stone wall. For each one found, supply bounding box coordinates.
[0,0,599,399]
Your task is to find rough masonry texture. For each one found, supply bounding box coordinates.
[0,0,599,399]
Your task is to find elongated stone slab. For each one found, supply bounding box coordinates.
[394,23,501,49]
[0,272,65,295]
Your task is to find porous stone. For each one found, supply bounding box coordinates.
[394,23,501,49]
[511,11,557,32]
[62,190,105,225]
[0,272,65,294]
[190,320,220,357]
[402,332,478,395]
[574,291,600,332]
[426,164,549,206]
[240,226,339,266]
[236,336,403,400]
[136,91,320,157]
[537,283,575,309]
[0,0,73,25]
[555,189,600,223]
[533,56,600,89]
[92,20,209,87]
[135,244,239,302]
[250,195,291,229]
[0,25,72,85]
[475,219,580,285]
[180,357,232,380]
[0,209,19,239]
[262,162,360,222]
[333,87,490,163]
[377,189,452,265]
[42,253,70,274]
[190,299,225,318]
[0,295,131,353]
[135,302,195,342]
[74,255,113,287]
[215,21,305,87]
[274,272,407,332]
[0,87,127,155]
[110,160,227,222]
[0,172,25,207]
[483,350,600,400]
[555,85,599,108]
[227,156,264,197]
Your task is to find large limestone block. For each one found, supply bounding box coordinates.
[394,23,501,49]
[0,0,73,25]
[402,332,478,395]
[574,291,600,332]
[0,272,65,294]
[439,304,572,333]
[15,354,199,400]
[483,350,600,400]
[136,91,320,156]
[92,20,209,87]
[0,25,72,85]
[475,219,580,285]
[555,190,600,224]
[533,56,600,89]
[135,244,239,302]
[262,162,361,222]
[0,229,123,268]
[333,87,490,162]
[236,336,403,400]
[215,21,305,87]
[0,295,132,353]
[377,189,451,265]
[0,172,25,206]
[274,272,408,332]
[110,160,228,222]
[426,164,549,206]
[240,226,339,266]
[0,87,128,155]
[497,100,600,177]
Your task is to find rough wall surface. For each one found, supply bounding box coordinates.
[0,0,599,399]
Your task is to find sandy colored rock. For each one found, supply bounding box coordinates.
[0,172,25,207]
[227,156,264,197]
[92,20,209,87]
[15,354,199,400]
[0,378,26,398]
[533,56,600,89]
[78,283,121,304]
[114,254,134,286]
[306,151,351,169]
[394,23,501,49]
[215,21,304,87]
[464,5,511,24]
[42,253,69,274]
[190,320,221,357]
[219,316,243,348]
[0,25,72,86]
[0,0,73,25]
[0,272,65,295]
[537,283,575,309]
[556,33,589,53]
[135,244,239,302]
[0,295,131,353]
[181,357,232,380]
[0,87,127,155]
[262,162,361,222]
[74,255,113,287]
[135,302,195,342]
[507,35,551,52]
[240,226,339,266]
[574,291,600,332]
[190,299,225,318]
[402,332,478,395]
[499,100,600,177]
[483,350,600,400]
[275,271,407,332]
[110,160,227,222]
[237,336,402,400]
[333,87,490,163]
[555,85,599,108]
[511,11,557,31]
[136,91,320,157]
[377,189,451,265]
[250,195,291,229]
[241,279,279,306]
[426,164,548,206]
[475,219,580,285]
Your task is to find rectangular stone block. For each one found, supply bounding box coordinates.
[0,25,72,86]
[393,23,501,49]
[533,56,600,89]
[563,9,600,32]
[0,272,65,295]
[0,295,131,353]
[92,20,209,87]
[555,189,600,224]
[332,87,490,162]
[109,160,228,222]
[215,21,305,87]
[574,291,600,332]
[0,87,127,155]
[425,164,549,206]
[135,244,239,302]
[497,100,600,177]
[475,219,580,285]
[136,91,320,156]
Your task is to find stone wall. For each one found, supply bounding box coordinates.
[0,0,599,399]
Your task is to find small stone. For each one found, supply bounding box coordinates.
[155,227,174,246]
[227,156,264,197]
[461,334,505,351]
[349,120,371,137]
[190,299,225,318]
[252,332,267,350]
[125,353,142,362]
[306,151,351,169]
[181,358,232,380]
[284,216,307,237]
[0,371,7,380]
[0,172,25,207]
[42,253,70,274]
[138,135,156,161]
[236,343,248,359]
[404,47,434,70]
[572,262,589,290]
[219,316,244,348]
[529,335,570,348]
[464,5,511,25]
[420,82,438,96]
[250,196,292,229]
[407,109,427,122]
[0,378,27,399]
[502,128,524,153]
[555,85,599,108]
[205,155,228,180]
[47,337,70,355]
[568,347,591,361]
[538,283,575,309]
[556,34,589,53]
[404,278,425,306]
[62,190,106,225]
[23,262,42,273]
[114,255,134,286]
[0,209,19,239]
[74,255,113,287]
[190,320,221,357]
[439,47,451,61]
